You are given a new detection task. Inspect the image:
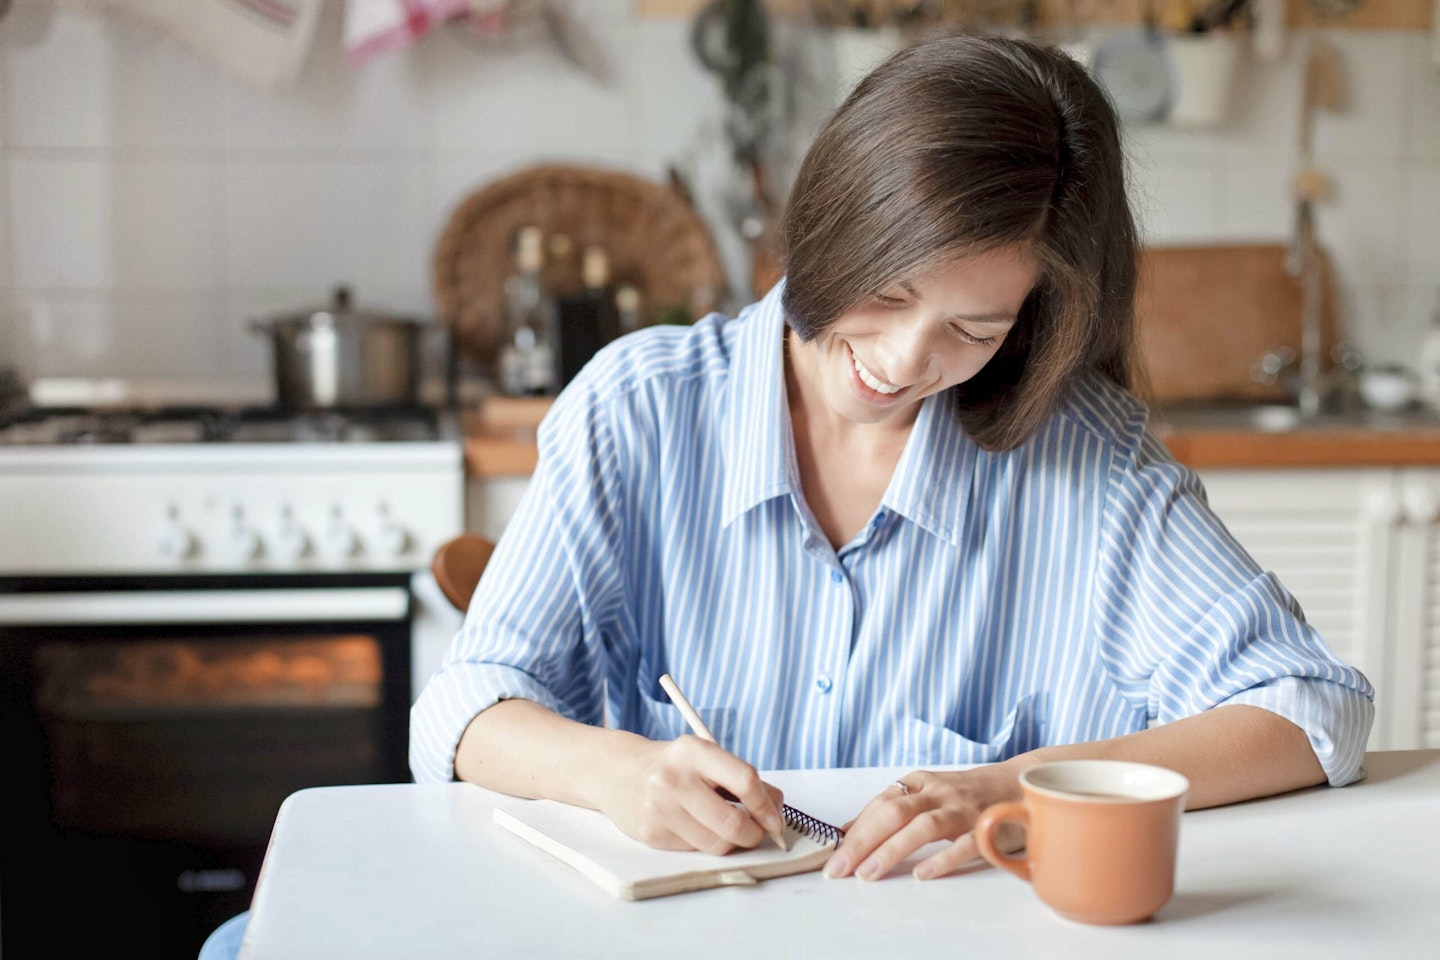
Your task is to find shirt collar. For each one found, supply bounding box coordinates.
[880,390,979,550]
[720,280,979,548]
[720,281,796,527]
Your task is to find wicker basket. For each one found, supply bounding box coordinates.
[432,164,730,368]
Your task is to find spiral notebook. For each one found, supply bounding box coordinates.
[492,798,845,901]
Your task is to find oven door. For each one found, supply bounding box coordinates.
[0,574,415,959]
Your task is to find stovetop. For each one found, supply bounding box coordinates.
[0,404,453,447]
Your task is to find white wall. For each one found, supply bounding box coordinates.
[0,0,1437,380]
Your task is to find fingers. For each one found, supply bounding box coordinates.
[636,735,784,854]
[682,736,787,847]
[912,831,982,880]
[824,770,1002,881]
[854,805,972,880]
[704,751,788,846]
[825,793,955,880]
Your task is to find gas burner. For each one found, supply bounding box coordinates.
[0,404,448,446]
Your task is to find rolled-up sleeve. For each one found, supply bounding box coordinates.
[408,381,629,783]
[1091,429,1375,786]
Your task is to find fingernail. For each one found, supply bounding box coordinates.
[763,812,784,837]
[913,862,938,880]
[856,858,881,881]
[823,853,848,878]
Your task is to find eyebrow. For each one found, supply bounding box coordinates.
[896,282,1019,326]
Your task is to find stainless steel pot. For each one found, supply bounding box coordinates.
[249,286,427,410]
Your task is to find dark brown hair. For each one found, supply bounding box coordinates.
[781,34,1139,451]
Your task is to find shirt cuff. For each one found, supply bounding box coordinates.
[408,662,568,784]
[1215,675,1375,787]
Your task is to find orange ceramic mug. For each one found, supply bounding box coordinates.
[974,760,1190,925]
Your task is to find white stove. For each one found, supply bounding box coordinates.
[0,382,470,954]
[0,382,468,716]
[0,401,464,576]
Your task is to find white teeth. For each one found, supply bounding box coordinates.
[852,353,901,395]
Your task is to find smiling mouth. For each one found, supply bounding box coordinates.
[849,347,904,398]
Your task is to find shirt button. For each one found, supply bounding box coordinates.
[830,569,844,583]
[815,675,833,694]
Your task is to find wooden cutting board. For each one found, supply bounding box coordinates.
[1135,243,1337,403]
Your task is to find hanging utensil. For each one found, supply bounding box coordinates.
[1090,1,1175,125]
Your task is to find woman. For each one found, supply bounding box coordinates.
[408,33,1373,885]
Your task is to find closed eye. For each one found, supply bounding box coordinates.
[949,322,1000,347]
[872,294,907,308]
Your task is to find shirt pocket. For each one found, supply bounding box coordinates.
[900,693,1045,766]
[634,686,736,751]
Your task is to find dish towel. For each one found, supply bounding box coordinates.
[343,0,484,64]
[63,0,324,89]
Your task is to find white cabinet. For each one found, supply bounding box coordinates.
[1197,467,1440,749]
[1392,469,1440,749]
[465,477,531,543]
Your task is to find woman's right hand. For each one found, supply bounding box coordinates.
[599,734,786,855]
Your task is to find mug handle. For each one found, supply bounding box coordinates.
[974,800,1031,882]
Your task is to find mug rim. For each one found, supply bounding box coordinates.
[1020,759,1190,804]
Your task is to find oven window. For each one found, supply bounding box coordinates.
[33,634,388,845]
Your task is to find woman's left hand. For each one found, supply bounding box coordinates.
[822,763,1025,881]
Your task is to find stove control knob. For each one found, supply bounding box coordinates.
[156,522,197,561]
[373,520,411,558]
[271,523,311,563]
[320,517,360,562]
[216,505,263,564]
[222,523,263,564]
[270,505,311,563]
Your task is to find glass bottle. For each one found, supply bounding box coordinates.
[615,284,643,336]
[497,225,558,397]
[555,243,620,388]
[580,244,619,344]
[545,233,582,304]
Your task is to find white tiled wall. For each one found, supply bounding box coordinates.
[1,0,1438,381]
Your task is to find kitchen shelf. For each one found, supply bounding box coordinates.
[633,0,1434,30]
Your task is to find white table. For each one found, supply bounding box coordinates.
[240,751,1440,959]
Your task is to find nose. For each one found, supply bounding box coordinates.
[876,315,938,385]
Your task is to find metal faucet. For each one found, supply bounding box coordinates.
[1252,340,1362,414]
[1286,193,1325,418]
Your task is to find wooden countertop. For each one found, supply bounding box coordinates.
[1153,423,1440,468]
[464,398,1440,477]
[462,397,549,478]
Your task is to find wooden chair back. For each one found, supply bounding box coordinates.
[430,534,496,613]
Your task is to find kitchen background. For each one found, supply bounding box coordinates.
[0,0,1437,383]
[1,3,1438,954]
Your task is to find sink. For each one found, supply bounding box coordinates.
[1151,401,1440,434]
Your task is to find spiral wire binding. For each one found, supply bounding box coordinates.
[782,804,844,845]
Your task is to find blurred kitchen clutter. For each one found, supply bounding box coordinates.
[431,163,728,399]
[58,0,608,86]
[691,0,787,298]
[496,225,641,398]
[1419,290,1440,413]
[61,0,323,88]
[350,0,613,81]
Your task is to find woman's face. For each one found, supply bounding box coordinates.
[792,244,1041,428]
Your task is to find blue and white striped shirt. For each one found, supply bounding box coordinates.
[410,282,1374,787]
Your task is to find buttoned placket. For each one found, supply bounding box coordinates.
[811,549,854,767]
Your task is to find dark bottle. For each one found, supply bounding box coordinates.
[555,244,621,389]
[544,232,582,302]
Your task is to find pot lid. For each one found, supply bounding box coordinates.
[260,285,428,328]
